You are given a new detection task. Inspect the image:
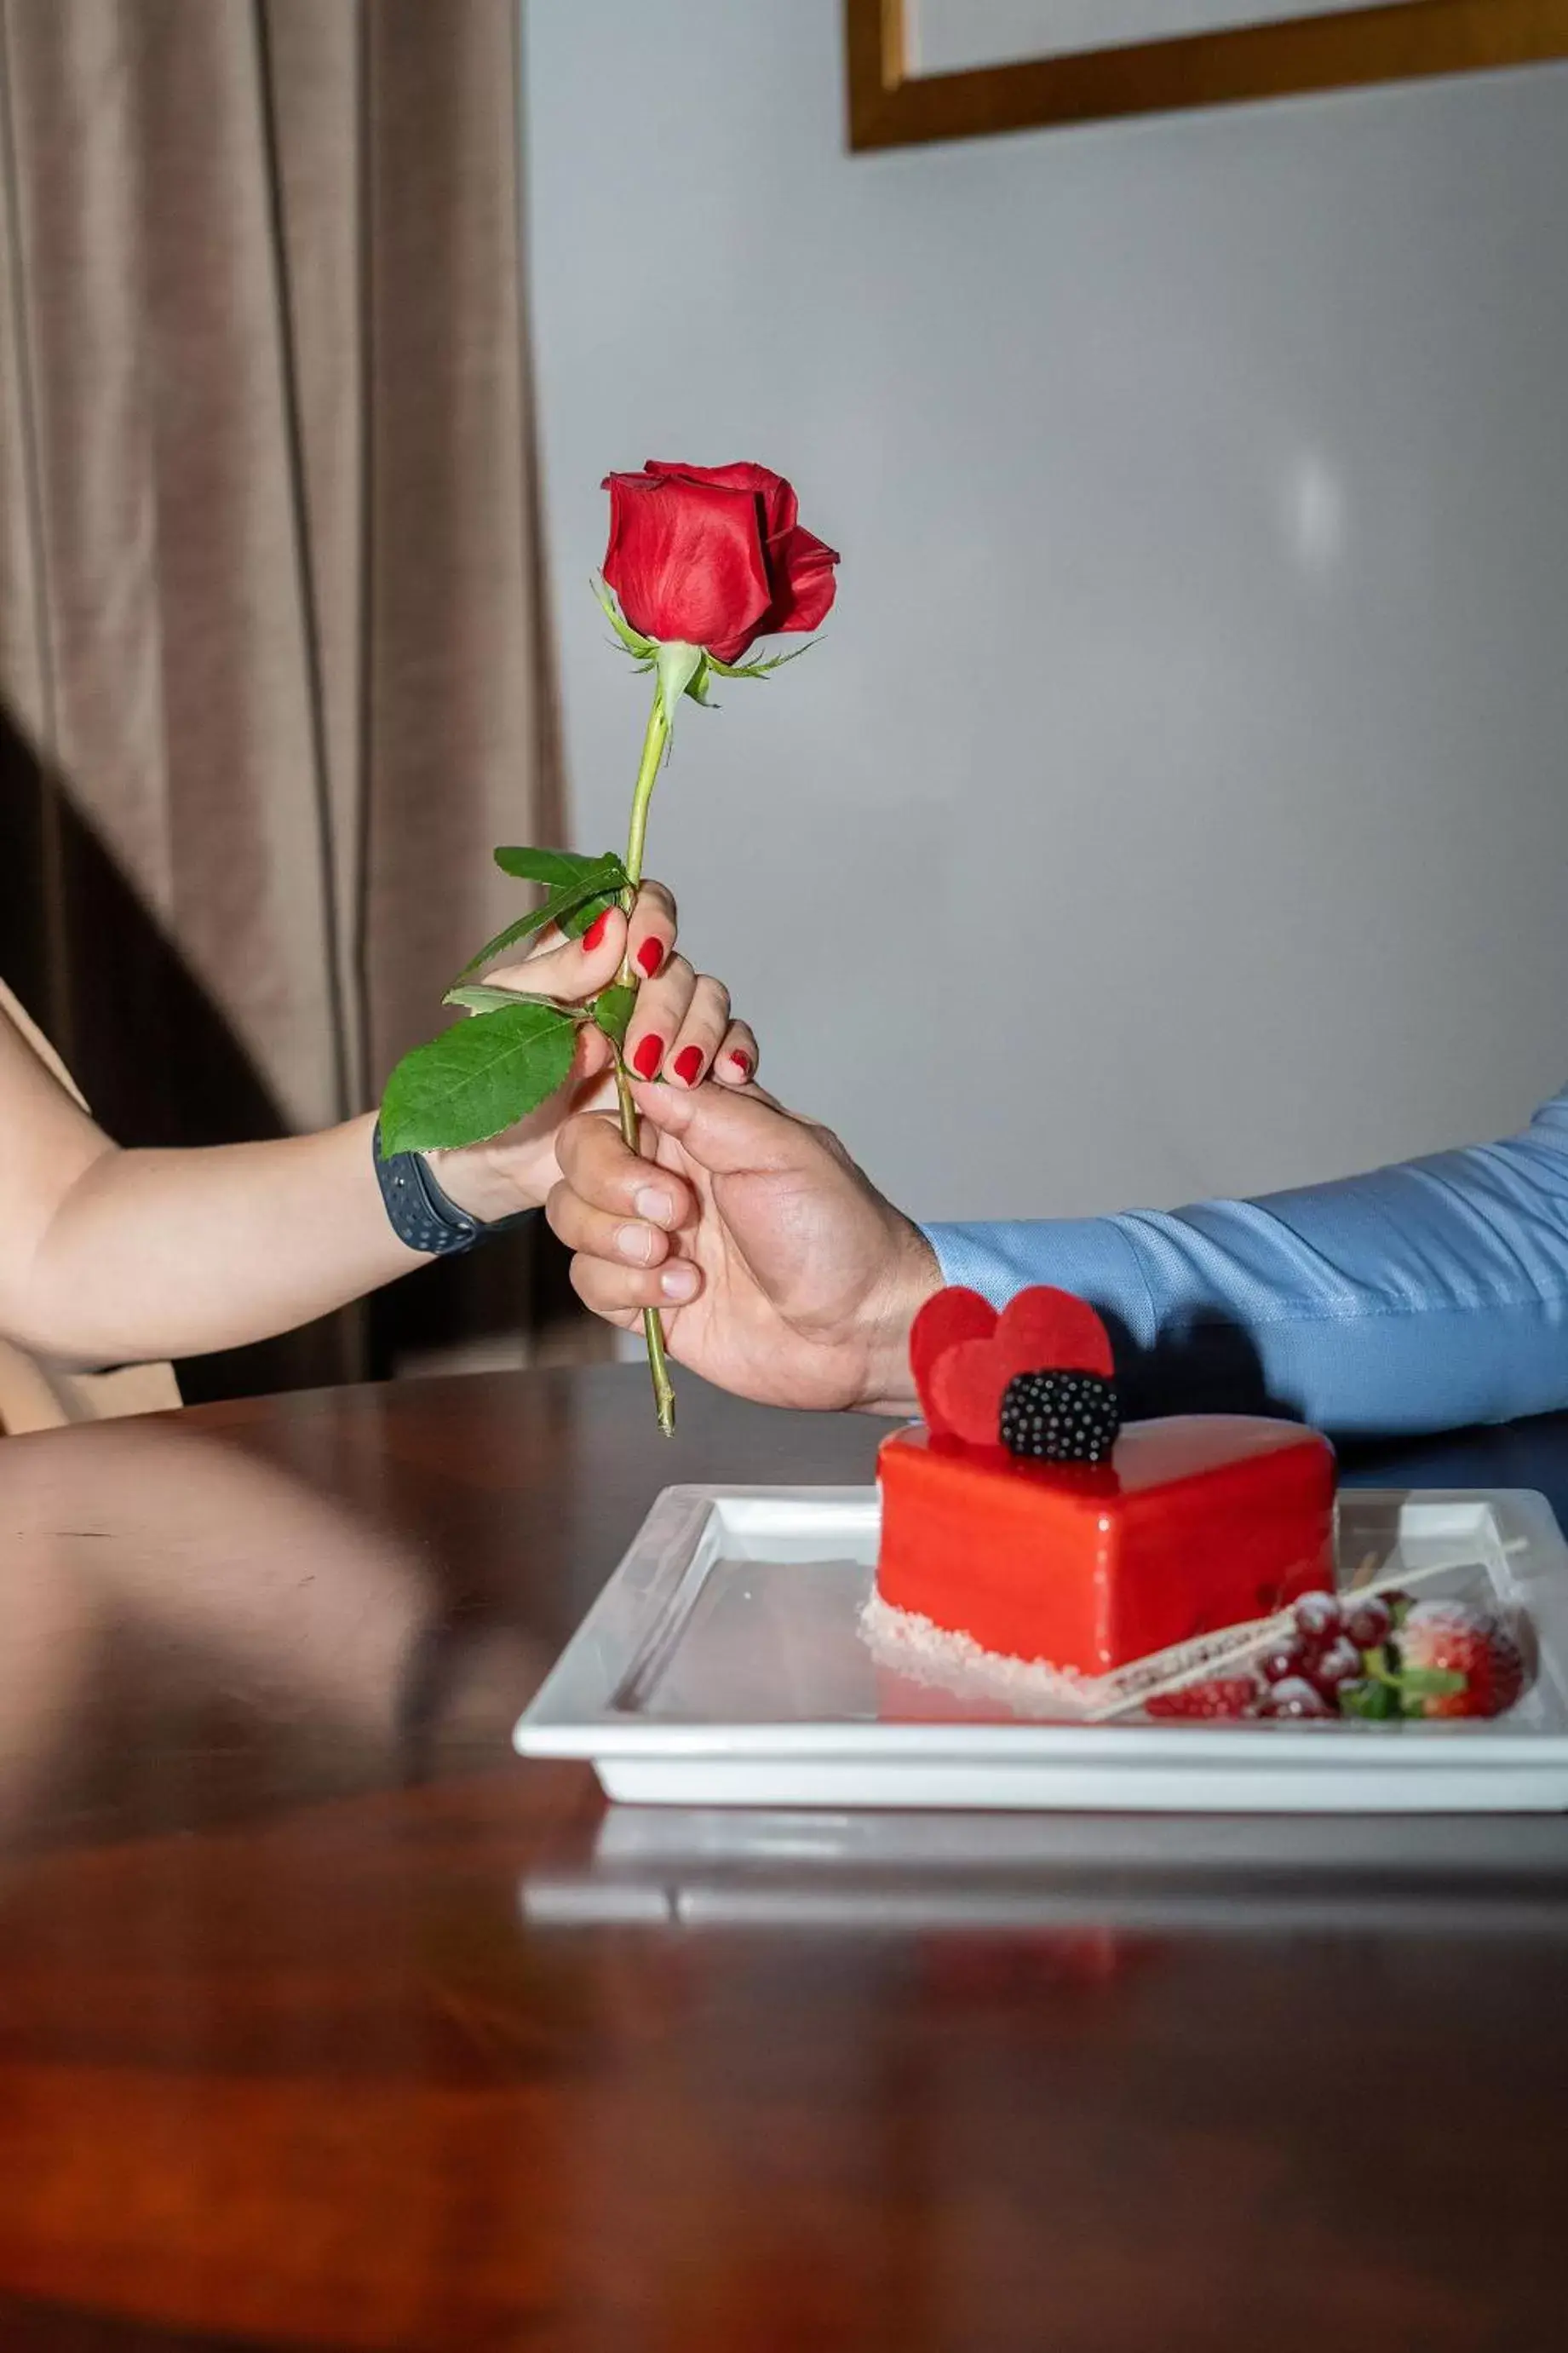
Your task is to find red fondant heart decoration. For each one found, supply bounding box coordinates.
[911,1285,1115,1450]
[909,1286,995,1438]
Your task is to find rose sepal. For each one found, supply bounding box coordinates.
[594,572,821,704]
[705,640,818,681]
[592,573,657,662]
[653,640,706,740]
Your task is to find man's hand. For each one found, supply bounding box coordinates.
[547,1081,942,1413]
[430,883,757,1224]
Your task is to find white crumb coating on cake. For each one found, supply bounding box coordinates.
[859,1590,1099,1716]
[859,1587,1312,1722]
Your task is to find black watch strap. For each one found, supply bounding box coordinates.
[372,1121,535,1257]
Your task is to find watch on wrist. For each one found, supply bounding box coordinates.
[372,1121,535,1257]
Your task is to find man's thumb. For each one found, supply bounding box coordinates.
[631,1079,814,1178]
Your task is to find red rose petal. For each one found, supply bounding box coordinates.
[601,473,771,653]
[645,458,799,539]
[767,524,840,636]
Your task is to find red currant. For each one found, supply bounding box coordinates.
[1292,1593,1342,1645]
[1260,1675,1332,1720]
[1312,1637,1365,1694]
[1343,1596,1393,1648]
[1259,1638,1310,1683]
[1146,1673,1262,1720]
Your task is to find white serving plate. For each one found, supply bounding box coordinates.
[514,1487,1568,1812]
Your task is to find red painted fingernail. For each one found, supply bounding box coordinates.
[673,1044,704,1086]
[632,1033,663,1079]
[582,910,611,952]
[636,936,664,979]
[727,1050,752,1079]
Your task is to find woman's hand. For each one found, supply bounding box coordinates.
[428,881,758,1224]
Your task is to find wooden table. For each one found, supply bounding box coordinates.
[0,1367,1563,2351]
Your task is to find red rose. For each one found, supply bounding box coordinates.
[600,459,839,665]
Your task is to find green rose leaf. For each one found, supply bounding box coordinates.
[492,845,628,890]
[491,846,629,941]
[453,853,628,980]
[380,1000,579,1154]
[558,890,624,941]
[442,983,589,1018]
[590,981,637,1047]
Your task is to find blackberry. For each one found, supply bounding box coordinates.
[999,1369,1121,1464]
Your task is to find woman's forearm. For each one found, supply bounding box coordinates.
[19,1116,426,1366]
[0,885,763,1370]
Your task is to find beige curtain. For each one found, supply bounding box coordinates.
[0,0,560,1390]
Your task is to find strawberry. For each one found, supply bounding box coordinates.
[1146,1673,1262,1721]
[1393,1600,1526,1720]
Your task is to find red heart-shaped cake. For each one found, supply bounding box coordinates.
[882,1286,1336,1681]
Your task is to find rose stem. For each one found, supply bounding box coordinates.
[617,690,676,1437]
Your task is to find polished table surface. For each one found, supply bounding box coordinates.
[0,1366,1565,2351]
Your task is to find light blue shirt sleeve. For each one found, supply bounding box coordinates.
[925,1085,1568,1439]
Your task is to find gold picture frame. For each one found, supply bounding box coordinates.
[846,0,1568,149]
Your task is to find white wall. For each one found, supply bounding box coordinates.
[523,2,1568,1223]
[911,1,1401,76]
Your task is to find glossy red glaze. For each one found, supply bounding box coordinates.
[876,1416,1336,1675]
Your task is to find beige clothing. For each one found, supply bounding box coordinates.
[0,981,181,1435]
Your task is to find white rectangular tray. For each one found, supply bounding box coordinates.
[514,1486,1568,1812]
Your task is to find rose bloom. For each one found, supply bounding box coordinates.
[601,459,838,664]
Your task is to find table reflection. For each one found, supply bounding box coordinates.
[0,1416,550,1850]
[522,1803,1568,1939]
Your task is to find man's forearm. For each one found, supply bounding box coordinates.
[20,1116,424,1366]
[926,1085,1568,1440]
